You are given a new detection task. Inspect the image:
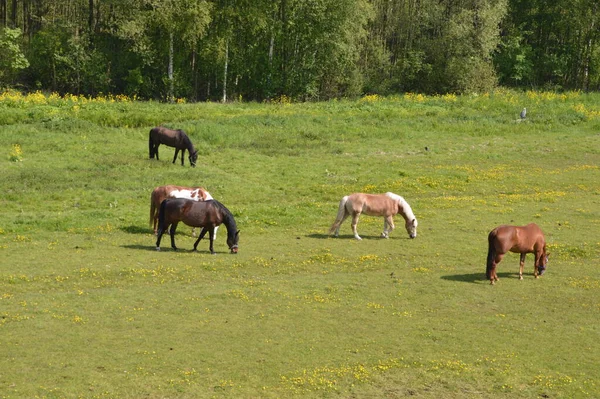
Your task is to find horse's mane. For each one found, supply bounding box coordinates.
[385,192,416,221]
[211,200,237,232]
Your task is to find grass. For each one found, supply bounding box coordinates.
[0,89,599,398]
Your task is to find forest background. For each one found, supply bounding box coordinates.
[0,0,599,101]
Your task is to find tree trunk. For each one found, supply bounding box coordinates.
[1,0,6,27]
[192,47,198,101]
[222,39,228,102]
[168,31,174,102]
[88,0,94,33]
[10,0,17,28]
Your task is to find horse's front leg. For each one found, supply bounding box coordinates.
[208,228,216,254]
[172,148,179,164]
[169,223,179,250]
[193,227,210,251]
[351,212,362,240]
[155,144,160,161]
[519,253,526,280]
[180,149,186,166]
[533,252,542,278]
[381,216,395,238]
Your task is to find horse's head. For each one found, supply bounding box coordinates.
[227,230,240,254]
[189,150,198,167]
[405,218,418,239]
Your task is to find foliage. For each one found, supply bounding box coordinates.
[0,27,29,87]
[1,0,600,99]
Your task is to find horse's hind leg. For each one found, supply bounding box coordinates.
[156,223,168,250]
[351,213,362,240]
[519,256,525,280]
[491,254,504,284]
[334,213,349,237]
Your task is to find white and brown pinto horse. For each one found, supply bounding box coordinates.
[150,185,216,237]
[486,223,549,285]
[330,192,418,240]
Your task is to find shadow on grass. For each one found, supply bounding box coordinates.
[120,225,151,234]
[121,244,231,255]
[122,244,158,252]
[306,233,408,240]
[441,272,520,284]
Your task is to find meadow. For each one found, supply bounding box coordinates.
[0,90,599,398]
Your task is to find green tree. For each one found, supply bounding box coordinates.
[0,27,29,87]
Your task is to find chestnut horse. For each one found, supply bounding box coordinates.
[149,127,198,167]
[150,185,214,236]
[486,223,549,285]
[329,192,417,240]
[156,199,239,254]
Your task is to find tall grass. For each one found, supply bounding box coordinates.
[1,89,599,398]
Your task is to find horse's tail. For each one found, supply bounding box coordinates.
[148,129,155,158]
[329,196,349,234]
[150,197,156,228]
[486,231,496,279]
[157,199,169,235]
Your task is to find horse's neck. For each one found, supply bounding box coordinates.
[222,213,237,237]
[182,135,195,152]
[398,199,415,221]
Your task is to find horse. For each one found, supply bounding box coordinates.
[486,223,549,285]
[329,192,418,240]
[156,199,239,254]
[149,126,198,167]
[149,185,216,238]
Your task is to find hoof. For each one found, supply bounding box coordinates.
[156,247,161,251]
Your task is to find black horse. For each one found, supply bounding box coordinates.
[149,127,198,167]
[156,198,240,254]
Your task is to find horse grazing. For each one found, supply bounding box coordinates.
[329,192,418,240]
[149,127,198,167]
[156,199,239,254]
[149,185,214,237]
[486,223,549,285]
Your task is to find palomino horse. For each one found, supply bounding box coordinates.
[149,126,198,167]
[329,192,418,240]
[149,185,215,237]
[486,223,548,285]
[156,199,239,254]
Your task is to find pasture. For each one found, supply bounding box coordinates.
[1,90,599,398]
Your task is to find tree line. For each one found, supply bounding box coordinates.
[1,0,598,101]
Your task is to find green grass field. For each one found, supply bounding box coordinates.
[1,90,599,398]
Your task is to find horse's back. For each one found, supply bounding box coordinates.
[490,223,545,253]
[349,193,396,216]
[150,126,184,146]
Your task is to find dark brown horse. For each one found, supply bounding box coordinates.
[486,223,548,285]
[156,198,239,254]
[149,127,198,167]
